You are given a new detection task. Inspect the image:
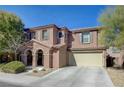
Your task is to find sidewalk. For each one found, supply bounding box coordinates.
[0,72,41,86]
[0,68,60,87]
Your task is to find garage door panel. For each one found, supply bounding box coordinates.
[69,52,103,67]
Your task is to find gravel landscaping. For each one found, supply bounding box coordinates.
[27,68,56,77]
[107,67,124,87]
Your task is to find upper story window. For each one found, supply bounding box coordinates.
[57,31,63,38]
[56,31,62,44]
[31,32,36,39]
[42,30,49,40]
[81,32,91,44]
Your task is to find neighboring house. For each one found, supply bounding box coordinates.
[107,47,124,67]
[18,24,106,68]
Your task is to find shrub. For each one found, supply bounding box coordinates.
[2,61,25,74]
[41,68,46,71]
[0,63,5,70]
[33,69,38,73]
[0,52,14,63]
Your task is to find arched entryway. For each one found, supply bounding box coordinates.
[36,50,43,66]
[26,50,32,66]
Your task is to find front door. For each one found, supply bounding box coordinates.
[37,52,43,65]
[27,50,32,66]
[37,50,43,66]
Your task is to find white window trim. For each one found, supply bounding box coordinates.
[32,32,36,39]
[42,30,49,40]
[81,32,91,44]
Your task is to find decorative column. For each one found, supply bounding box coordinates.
[103,50,107,67]
[119,50,124,67]
[44,51,52,68]
[32,54,37,68]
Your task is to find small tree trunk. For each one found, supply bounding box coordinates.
[14,51,17,61]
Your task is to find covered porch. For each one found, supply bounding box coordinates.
[17,39,53,68]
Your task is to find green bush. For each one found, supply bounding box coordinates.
[0,51,15,63]
[2,61,25,74]
[33,69,38,73]
[0,63,5,70]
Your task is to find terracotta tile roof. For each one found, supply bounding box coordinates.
[29,24,60,31]
[27,24,71,32]
[25,24,104,33]
[71,26,103,33]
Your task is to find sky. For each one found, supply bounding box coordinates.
[0,5,107,29]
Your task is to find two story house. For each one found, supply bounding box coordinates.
[18,24,106,68]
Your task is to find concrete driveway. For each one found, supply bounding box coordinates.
[31,66,113,87]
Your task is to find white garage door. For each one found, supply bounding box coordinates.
[69,52,104,67]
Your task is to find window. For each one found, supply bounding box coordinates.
[56,31,62,44]
[42,30,49,40]
[82,32,91,43]
[31,32,36,39]
[57,32,63,38]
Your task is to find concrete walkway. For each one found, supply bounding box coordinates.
[30,67,114,87]
[0,66,113,87]
[0,72,41,86]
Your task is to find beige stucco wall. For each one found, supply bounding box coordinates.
[52,50,59,68]
[18,41,34,65]
[34,28,58,46]
[21,26,69,68]
[108,51,124,67]
[71,31,104,49]
[59,45,67,67]
[33,27,69,46]
[71,31,98,49]
[52,45,67,68]
[32,41,52,68]
[20,25,107,68]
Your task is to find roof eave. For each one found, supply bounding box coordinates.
[29,24,60,31]
[71,26,103,33]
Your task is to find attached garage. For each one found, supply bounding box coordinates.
[69,51,105,67]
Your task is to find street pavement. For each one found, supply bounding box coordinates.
[0,81,23,87]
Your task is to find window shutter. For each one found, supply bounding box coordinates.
[90,32,92,43]
[35,32,37,39]
[79,33,82,43]
[40,31,42,40]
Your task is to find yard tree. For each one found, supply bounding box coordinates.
[0,11,24,60]
[98,6,124,49]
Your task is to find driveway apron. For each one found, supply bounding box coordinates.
[31,66,113,87]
